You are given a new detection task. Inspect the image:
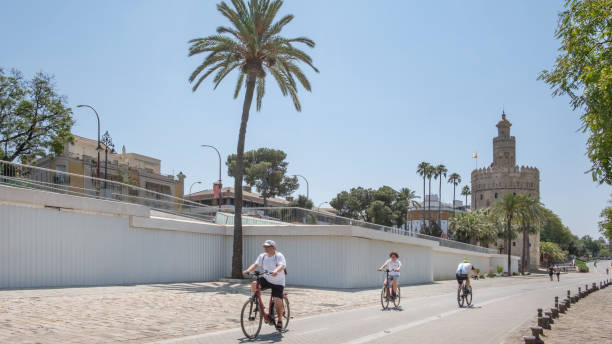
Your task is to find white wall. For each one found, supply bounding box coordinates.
[0,185,520,289]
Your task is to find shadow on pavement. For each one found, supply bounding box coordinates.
[238,331,284,343]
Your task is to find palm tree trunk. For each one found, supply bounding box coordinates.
[522,226,529,273]
[422,176,426,230]
[438,177,442,227]
[507,216,512,276]
[452,184,456,215]
[427,177,432,227]
[231,72,257,279]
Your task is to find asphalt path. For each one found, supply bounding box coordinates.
[150,261,612,344]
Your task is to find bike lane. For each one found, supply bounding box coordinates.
[148,274,606,344]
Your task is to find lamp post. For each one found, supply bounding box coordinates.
[76,105,102,179]
[293,174,309,200]
[201,145,222,208]
[317,201,329,212]
[189,181,203,196]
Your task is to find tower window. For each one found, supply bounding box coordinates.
[495,193,498,199]
[480,194,483,200]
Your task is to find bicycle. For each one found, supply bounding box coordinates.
[241,271,290,339]
[380,269,401,309]
[457,278,472,308]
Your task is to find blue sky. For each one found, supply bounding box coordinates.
[1,0,610,239]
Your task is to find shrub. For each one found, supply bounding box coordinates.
[475,268,480,274]
[575,258,589,272]
[496,265,504,274]
[513,272,519,276]
[479,273,485,279]
[487,273,496,278]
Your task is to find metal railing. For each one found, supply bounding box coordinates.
[239,207,498,254]
[1,160,498,254]
[0,160,217,222]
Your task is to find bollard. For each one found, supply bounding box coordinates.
[578,287,582,298]
[551,307,559,318]
[593,282,597,291]
[523,336,537,344]
[565,298,571,308]
[530,326,543,338]
[559,303,566,313]
[537,308,543,327]
[541,315,551,329]
[555,296,559,309]
[545,311,554,324]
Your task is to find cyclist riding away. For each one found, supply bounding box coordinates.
[243,240,287,331]
[378,252,401,299]
[456,259,476,289]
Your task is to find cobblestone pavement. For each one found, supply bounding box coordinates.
[0,274,559,344]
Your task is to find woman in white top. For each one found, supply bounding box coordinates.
[378,252,401,299]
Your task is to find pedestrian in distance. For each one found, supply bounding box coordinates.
[555,265,560,282]
[548,264,554,281]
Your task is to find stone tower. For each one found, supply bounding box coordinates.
[471,112,540,268]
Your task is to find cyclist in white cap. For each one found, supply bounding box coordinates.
[243,239,287,330]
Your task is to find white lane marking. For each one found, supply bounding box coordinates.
[300,327,329,335]
[340,294,513,344]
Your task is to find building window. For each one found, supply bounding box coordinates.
[512,242,516,247]
[480,194,483,200]
[495,193,498,199]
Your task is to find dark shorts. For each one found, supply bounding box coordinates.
[456,273,468,284]
[257,277,284,299]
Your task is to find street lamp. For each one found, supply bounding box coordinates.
[317,201,329,212]
[201,145,222,208]
[189,181,203,196]
[76,104,102,179]
[293,174,309,200]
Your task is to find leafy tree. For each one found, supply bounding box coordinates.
[447,173,462,213]
[227,147,298,206]
[448,209,498,246]
[581,235,602,257]
[494,193,521,275]
[330,187,373,221]
[540,209,574,249]
[189,0,318,278]
[461,185,471,209]
[600,198,612,242]
[394,187,420,229]
[540,241,568,266]
[289,194,313,209]
[539,0,612,184]
[0,68,74,163]
[434,164,447,226]
[367,200,393,227]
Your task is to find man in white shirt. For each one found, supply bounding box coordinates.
[456,259,476,288]
[243,240,286,331]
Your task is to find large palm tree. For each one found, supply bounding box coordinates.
[188,0,318,278]
[416,162,430,228]
[494,193,521,276]
[425,164,436,226]
[447,173,461,215]
[515,194,546,273]
[461,185,471,210]
[434,164,447,227]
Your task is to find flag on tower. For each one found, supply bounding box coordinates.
[472,153,478,159]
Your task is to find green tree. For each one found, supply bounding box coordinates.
[189,0,318,278]
[394,187,420,229]
[515,194,547,273]
[600,198,612,242]
[227,147,298,206]
[0,68,74,163]
[447,173,462,214]
[461,185,471,210]
[434,164,447,226]
[581,235,602,257]
[425,164,435,223]
[539,0,612,184]
[494,193,521,275]
[540,208,574,249]
[330,187,373,221]
[540,241,568,266]
[289,194,313,209]
[366,200,393,227]
[449,209,498,246]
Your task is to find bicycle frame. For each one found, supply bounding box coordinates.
[252,282,275,323]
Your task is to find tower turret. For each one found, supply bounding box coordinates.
[492,111,516,168]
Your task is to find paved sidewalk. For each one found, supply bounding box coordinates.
[0,274,552,344]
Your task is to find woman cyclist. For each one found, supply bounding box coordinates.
[378,252,401,299]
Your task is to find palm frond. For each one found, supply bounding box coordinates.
[234,72,245,98]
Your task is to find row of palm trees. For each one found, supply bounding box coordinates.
[416,162,471,229]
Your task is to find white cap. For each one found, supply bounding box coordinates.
[263,240,276,247]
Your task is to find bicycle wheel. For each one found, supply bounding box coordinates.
[380,286,389,309]
[457,285,465,308]
[281,296,291,330]
[465,286,472,306]
[392,286,401,307]
[241,297,263,339]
